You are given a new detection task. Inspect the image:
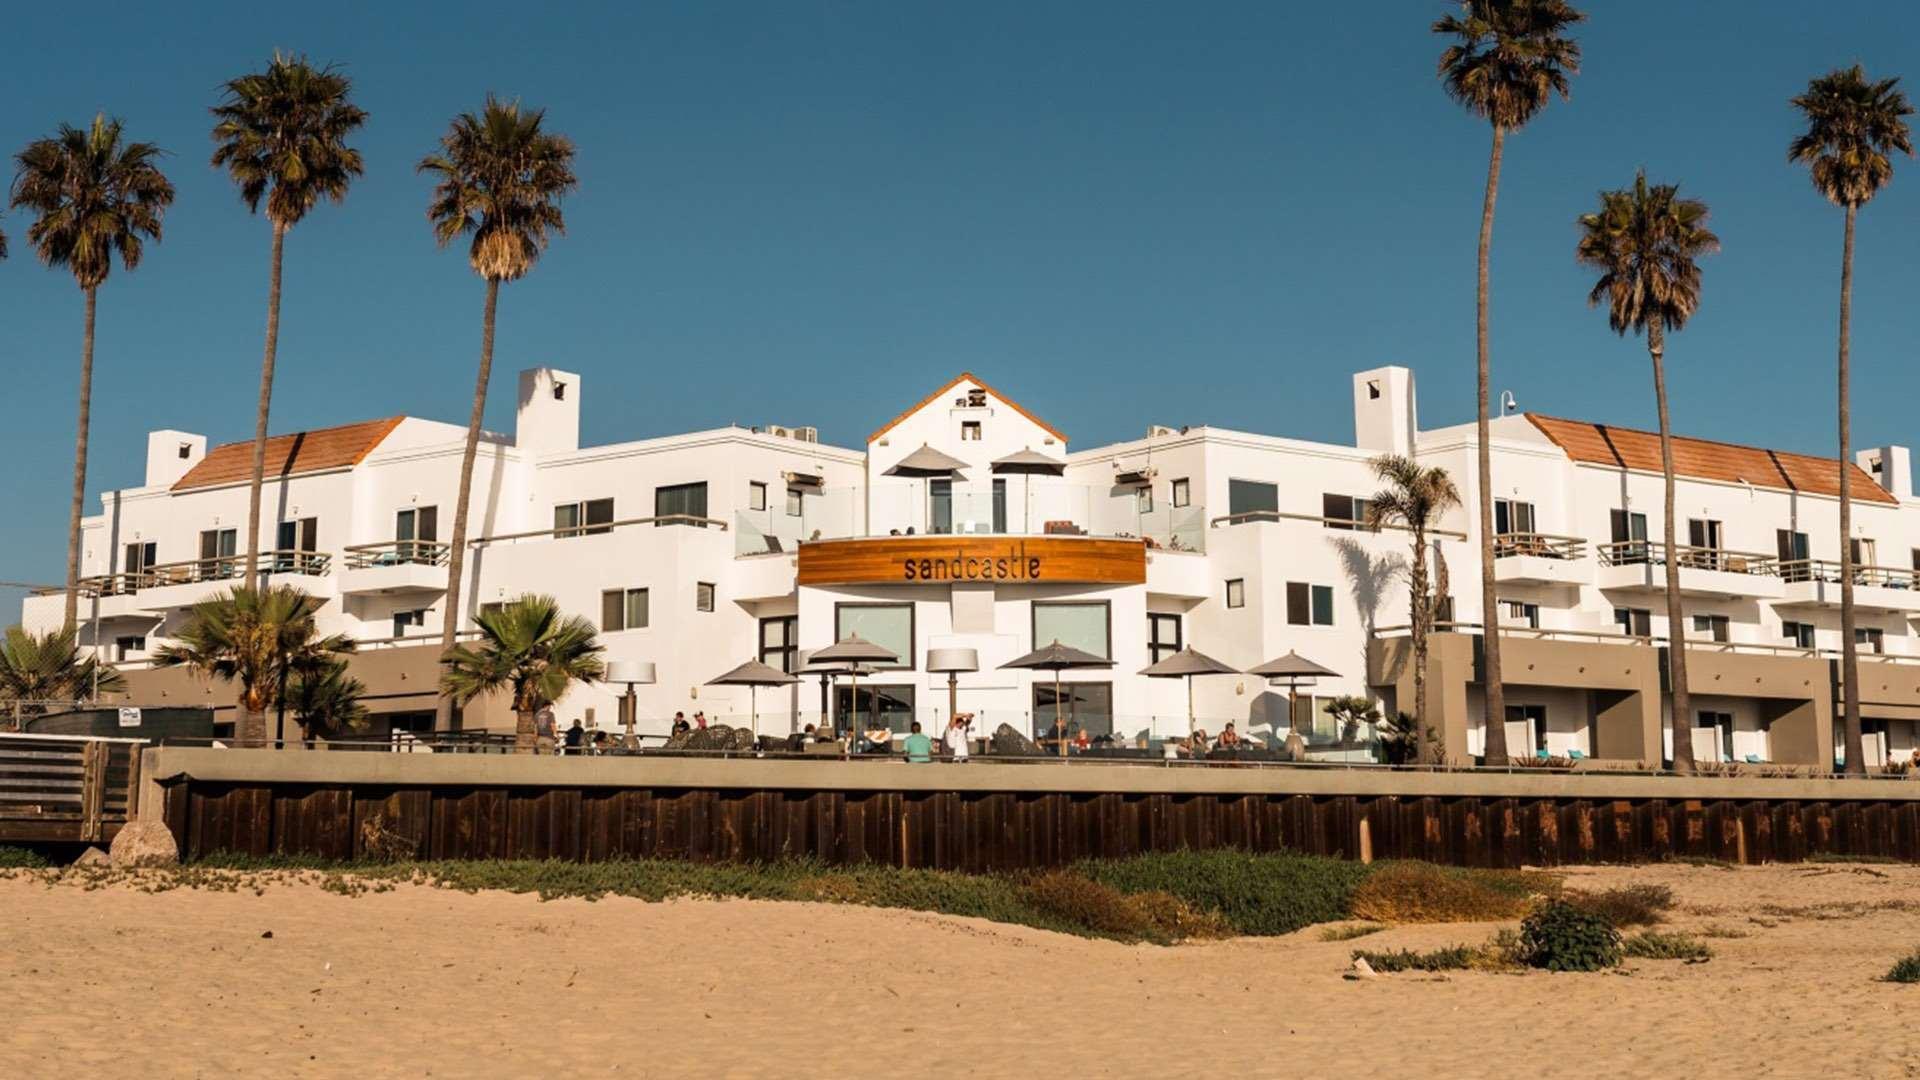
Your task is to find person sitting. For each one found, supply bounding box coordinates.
[1188,728,1211,755]
[563,720,585,755]
[1072,728,1091,751]
[1218,723,1241,749]
[903,720,934,763]
[590,730,611,754]
[862,726,893,753]
[694,711,708,730]
[671,712,690,736]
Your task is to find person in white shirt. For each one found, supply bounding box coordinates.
[945,714,972,761]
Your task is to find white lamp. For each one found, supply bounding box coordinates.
[926,648,980,729]
[606,661,656,749]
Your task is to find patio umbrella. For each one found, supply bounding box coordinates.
[1249,652,1339,741]
[1001,639,1115,757]
[1139,647,1240,736]
[885,444,969,532]
[705,660,799,739]
[992,447,1065,533]
[810,634,899,737]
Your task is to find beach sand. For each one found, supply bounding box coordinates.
[4,861,1920,1079]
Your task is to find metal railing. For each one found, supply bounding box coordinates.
[1374,621,1838,659]
[1778,559,1920,589]
[343,540,451,569]
[473,514,731,547]
[79,550,330,597]
[1596,541,1779,576]
[1208,510,1469,541]
[1493,532,1587,560]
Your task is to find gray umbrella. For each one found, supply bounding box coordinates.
[1140,647,1239,735]
[991,448,1065,533]
[1249,652,1339,740]
[811,635,899,737]
[885,444,969,533]
[706,660,800,738]
[1001,640,1115,757]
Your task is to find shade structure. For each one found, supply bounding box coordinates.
[1001,640,1115,757]
[990,447,1065,532]
[884,444,970,478]
[706,659,801,739]
[1139,647,1240,736]
[1249,652,1339,744]
[811,635,900,737]
[927,648,980,729]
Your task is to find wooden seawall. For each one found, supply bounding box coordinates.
[143,749,1920,869]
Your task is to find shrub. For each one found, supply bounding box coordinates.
[1886,949,1920,984]
[1519,901,1622,972]
[1352,945,1481,973]
[1563,884,1674,928]
[1077,850,1372,937]
[1024,871,1156,940]
[1622,931,1712,962]
[1348,862,1559,923]
[1123,890,1234,941]
[1320,923,1386,942]
[0,846,49,869]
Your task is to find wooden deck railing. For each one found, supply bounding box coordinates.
[79,550,330,597]
[1597,541,1780,576]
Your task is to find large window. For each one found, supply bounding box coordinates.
[836,603,913,669]
[1286,582,1334,627]
[1228,479,1277,520]
[1501,600,1541,630]
[123,542,156,577]
[759,616,798,673]
[1225,578,1245,609]
[749,482,767,512]
[1614,607,1652,637]
[1856,627,1886,654]
[1034,682,1113,740]
[601,588,649,632]
[274,517,319,572]
[1506,704,1549,754]
[1690,614,1730,643]
[929,479,953,535]
[654,483,708,526]
[836,684,916,735]
[1148,613,1183,664]
[1033,601,1111,659]
[556,498,615,537]
[1783,620,1816,649]
[396,506,438,562]
[1494,499,1537,536]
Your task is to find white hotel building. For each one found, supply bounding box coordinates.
[24,365,1920,768]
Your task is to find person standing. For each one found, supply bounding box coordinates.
[945,714,972,762]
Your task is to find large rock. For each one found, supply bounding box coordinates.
[109,820,179,868]
[73,846,110,867]
[990,723,1043,757]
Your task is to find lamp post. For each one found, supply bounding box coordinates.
[926,647,979,732]
[605,660,656,750]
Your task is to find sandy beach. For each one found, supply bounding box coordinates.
[4,862,1920,1079]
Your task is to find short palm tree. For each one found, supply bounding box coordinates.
[1789,65,1914,776]
[440,594,603,753]
[1434,0,1584,766]
[153,584,353,748]
[419,98,578,728]
[0,625,125,722]
[10,115,174,628]
[1365,454,1462,763]
[285,657,369,744]
[210,54,367,588]
[1576,172,1718,773]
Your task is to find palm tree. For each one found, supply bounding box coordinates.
[1364,454,1462,763]
[10,115,174,628]
[285,657,369,744]
[419,97,578,729]
[210,54,367,589]
[1576,172,1719,773]
[1434,0,1583,765]
[0,625,125,724]
[152,584,353,748]
[1789,66,1914,776]
[440,594,603,753]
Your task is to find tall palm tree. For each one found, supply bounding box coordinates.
[1789,66,1914,776]
[1434,0,1583,765]
[210,54,367,588]
[440,594,603,753]
[1576,172,1718,773]
[0,625,125,723]
[1365,454,1462,763]
[11,115,174,628]
[285,657,369,744]
[419,97,578,729]
[153,584,353,748]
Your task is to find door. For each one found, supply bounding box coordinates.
[1777,530,1811,580]
[199,528,237,580]
[397,506,438,563]
[1033,682,1114,741]
[1610,510,1649,563]
[928,480,953,535]
[1687,519,1723,569]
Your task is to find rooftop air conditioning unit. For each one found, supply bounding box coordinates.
[1147,425,1178,438]
[765,425,793,439]
[793,426,819,443]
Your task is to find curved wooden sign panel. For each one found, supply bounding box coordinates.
[797,536,1146,586]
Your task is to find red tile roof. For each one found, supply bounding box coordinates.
[868,373,1067,445]
[172,417,406,492]
[1526,414,1895,505]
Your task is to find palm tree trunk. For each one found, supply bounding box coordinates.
[237,706,267,750]
[1410,528,1431,764]
[437,277,502,731]
[62,286,98,630]
[515,708,536,755]
[1476,124,1510,767]
[1650,317,1694,774]
[244,222,287,589]
[1838,202,1864,776]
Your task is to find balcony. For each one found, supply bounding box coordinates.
[1492,532,1592,586]
[77,550,332,611]
[1775,560,1920,616]
[1596,541,1785,600]
[340,541,452,596]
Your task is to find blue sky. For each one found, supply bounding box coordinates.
[4,1,1920,592]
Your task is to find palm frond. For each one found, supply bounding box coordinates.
[439,594,603,713]
[418,96,578,282]
[1434,0,1585,131]
[9,114,174,290]
[1574,170,1719,337]
[210,53,367,229]
[1789,65,1915,207]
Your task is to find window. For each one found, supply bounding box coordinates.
[1286,582,1334,627]
[696,582,716,612]
[965,387,987,407]
[1495,499,1537,536]
[114,636,146,662]
[1690,614,1730,643]
[392,609,428,638]
[749,482,768,512]
[123,541,156,580]
[961,420,982,441]
[928,479,953,534]
[1852,537,1878,568]
[198,528,238,580]
[396,506,438,562]
[836,603,913,669]
[601,588,649,632]
[177,442,192,459]
[1323,493,1372,530]
[992,478,1008,533]
[1136,485,1153,513]
[1034,682,1112,740]
[1501,600,1541,629]
[1777,529,1811,579]
[837,683,918,735]
[1033,601,1111,659]
[274,517,319,571]
[555,497,615,537]
[1783,621,1816,649]
[654,483,707,526]
[1610,510,1650,562]
[1685,519,1725,569]
[1225,578,1246,609]
[1614,607,1652,637]
[1856,627,1886,654]
[1148,613,1183,664]
[1227,479,1277,520]
[1506,704,1549,754]
[759,616,798,673]
[787,486,805,517]
[1171,478,1191,508]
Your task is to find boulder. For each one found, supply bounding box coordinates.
[109,820,180,868]
[684,725,734,751]
[73,846,110,867]
[663,730,695,750]
[989,723,1043,757]
[728,727,757,751]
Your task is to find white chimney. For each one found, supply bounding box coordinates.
[516,367,581,456]
[146,430,206,487]
[1858,445,1913,499]
[1353,366,1417,456]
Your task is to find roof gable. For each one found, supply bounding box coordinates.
[1526,414,1895,505]
[172,417,407,492]
[868,372,1067,446]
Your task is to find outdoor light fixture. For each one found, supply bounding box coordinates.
[605,660,656,750]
